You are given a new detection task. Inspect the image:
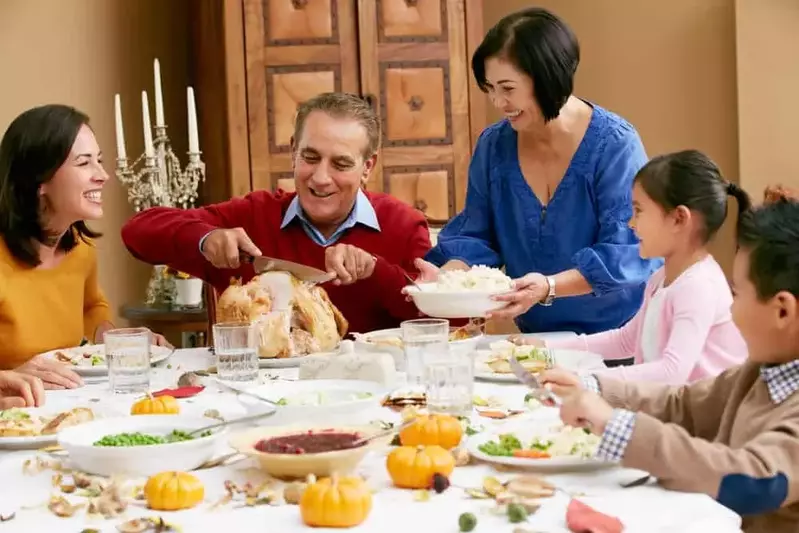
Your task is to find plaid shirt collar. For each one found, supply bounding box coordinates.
[760,359,799,404]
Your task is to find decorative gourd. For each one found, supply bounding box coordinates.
[144,471,204,511]
[131,394,180,415]
[300,475,372,528]
[386,445,455,489]
[399,413,463,450]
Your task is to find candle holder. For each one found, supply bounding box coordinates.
[115,122,206,306]
[115,128,205,212]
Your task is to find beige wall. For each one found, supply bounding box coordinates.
[482,0,740,272]
[0,0,189,324]
[736,0,799,199]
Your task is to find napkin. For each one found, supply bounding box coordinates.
[151,386,205,398]
[566,499,625,533]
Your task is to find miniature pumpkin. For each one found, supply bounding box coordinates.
[300,475,372,528]
[144,471,204,511]
[131,394,180,415]
[399,413,463,450]
[386,445,455,489]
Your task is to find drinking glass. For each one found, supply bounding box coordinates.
[424,349,475,416]
[105,328,151,394]
[401,318,449,385]
[214,321,259,382]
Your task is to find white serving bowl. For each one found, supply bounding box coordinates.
[355,327,483,369]
[57,415,226,477]
[236,379,387,426]
[405,283,508,318]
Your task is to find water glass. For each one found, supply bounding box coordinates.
[214,321,259,382]
[105,328,151,394]
[424,350,475,416]
[401,318,449,385]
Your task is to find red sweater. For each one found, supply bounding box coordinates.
[121,190,431,333]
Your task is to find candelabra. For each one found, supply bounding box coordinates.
[114,59,207,307]
[114,128,205,211]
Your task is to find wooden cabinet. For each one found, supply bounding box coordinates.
[190,0,485,226]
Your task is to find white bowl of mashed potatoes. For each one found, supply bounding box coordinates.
[405,266,514,318]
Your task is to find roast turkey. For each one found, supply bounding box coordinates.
[216,272,348,358]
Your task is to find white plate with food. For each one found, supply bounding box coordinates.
[237,379,386,426]
[57,414,227,476]
[0,406,96,450]
[404,266,514,318]
[467,422,612,470]
[42,344,173,376]
[475,342,606,382]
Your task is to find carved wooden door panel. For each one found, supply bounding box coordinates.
[244,0,360,193]
[358,0,471,225]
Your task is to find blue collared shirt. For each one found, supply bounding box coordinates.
[280,189,380,246]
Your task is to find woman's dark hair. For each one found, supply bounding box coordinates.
[0,104,101,267]
[472,7,579,122]
[634,149,751,243]
[737,191,799,300]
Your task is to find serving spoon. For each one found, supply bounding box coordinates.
[351,418,417,447]
[187,409,277,438]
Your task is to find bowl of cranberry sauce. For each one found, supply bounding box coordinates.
[230,425,382,479]
[255,429,363,455]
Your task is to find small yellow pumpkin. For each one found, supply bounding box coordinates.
[300,475,372,528]
[144,471,204,511]
[386,445,455,489]
[399,413,463,450]
[131,394,180,415]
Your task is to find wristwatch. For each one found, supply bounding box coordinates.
[541,276,556,306]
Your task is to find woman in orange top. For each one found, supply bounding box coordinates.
[0,104,169,390]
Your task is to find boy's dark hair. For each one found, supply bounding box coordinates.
[737,190,799,300]
[472,7,579,122]
[0,104,100,267]
[634,149,751,243]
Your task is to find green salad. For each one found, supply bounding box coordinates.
[512,345,553,366]
[93,429,211,447]
[478,426,598,459]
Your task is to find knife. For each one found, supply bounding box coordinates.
[509,355,561,406]
[246,255,336,284]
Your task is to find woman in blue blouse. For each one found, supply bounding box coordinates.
[422,7,661,335]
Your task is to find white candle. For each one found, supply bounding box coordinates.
[114,94,127,160]
[141,91,155,158]
[153,58,165,127]
[187,87,200,153]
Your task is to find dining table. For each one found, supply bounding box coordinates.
[0,333,744,532]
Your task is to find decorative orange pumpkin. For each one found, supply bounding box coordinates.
[399,413,463,450]
[386,445,455,489]
[144,471,204,511]
[300,475,372,528]
[131,394,180,415]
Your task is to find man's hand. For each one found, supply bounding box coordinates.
[201,228,262,269]
[325,244,377,285]
[0,371,45,408]
[15,356,83,390]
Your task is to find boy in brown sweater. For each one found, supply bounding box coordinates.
[542,190,799,533]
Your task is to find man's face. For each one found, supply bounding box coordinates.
[292,111,375,235]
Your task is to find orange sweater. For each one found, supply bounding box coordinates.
[0,237,111,369]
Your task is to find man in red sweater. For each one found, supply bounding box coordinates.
[121,92,430,333]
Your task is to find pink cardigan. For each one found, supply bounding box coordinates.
[547,255,747,384]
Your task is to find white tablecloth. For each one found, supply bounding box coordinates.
[0,341,743,533]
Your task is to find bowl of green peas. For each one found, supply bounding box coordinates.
[57,415,226,477]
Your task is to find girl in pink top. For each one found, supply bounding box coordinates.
[518,150,750,384]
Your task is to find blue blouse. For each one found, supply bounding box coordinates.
[426,104,662,335]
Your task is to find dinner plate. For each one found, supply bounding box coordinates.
[41,344,174,377]
[466,423,613,471]
[0,405,95,450]
[473,348,606,383]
